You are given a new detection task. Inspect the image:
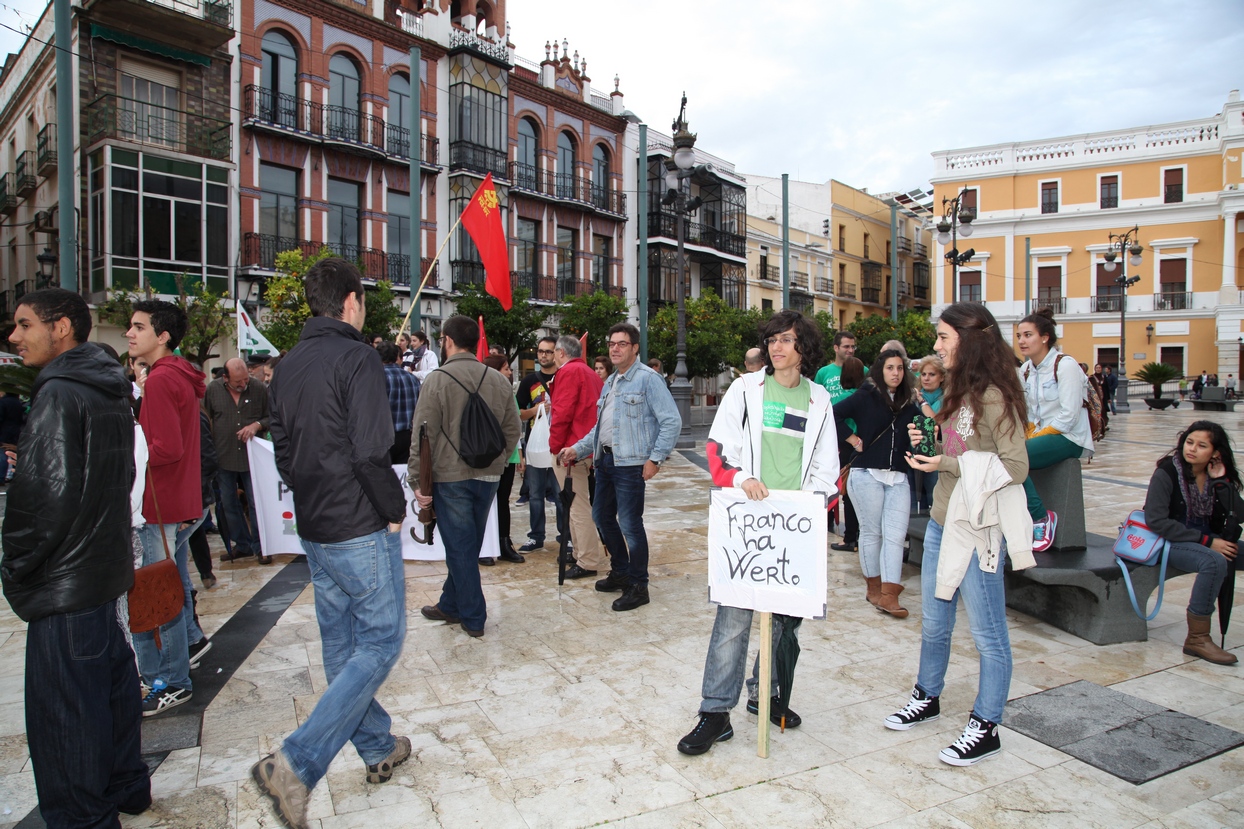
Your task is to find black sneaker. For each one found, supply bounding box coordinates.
[884,686,941,731]
[746,696,802,728]
[939,713,1001,766]
[595,570,632,593]
[564,564,598,580]
[188,638,212,670]
[612,583,649,612]
[677,712,733,756]
[518,540,542,553]
[141,684,192,718]
[479,557,496,566]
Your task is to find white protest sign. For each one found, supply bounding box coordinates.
[707,487,828,619]
[247,438,498,561]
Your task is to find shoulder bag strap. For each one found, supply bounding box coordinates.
[1116,539,1170,621]
[145,466,173,563]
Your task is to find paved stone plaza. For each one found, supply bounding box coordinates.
[1,407,1242,828]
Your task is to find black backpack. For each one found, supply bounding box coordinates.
[436,366,507,468]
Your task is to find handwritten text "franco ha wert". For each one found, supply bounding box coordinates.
[721,501,813,586]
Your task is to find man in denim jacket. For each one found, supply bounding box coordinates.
[558,323,680,611]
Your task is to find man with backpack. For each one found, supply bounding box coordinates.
[409,315,521,638]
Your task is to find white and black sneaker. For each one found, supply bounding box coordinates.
[141,683,192,718]
[188,638,212,670]
[939,713,1001,766]
[884,686,940,731]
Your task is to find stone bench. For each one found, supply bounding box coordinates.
[1192,387,1236,412]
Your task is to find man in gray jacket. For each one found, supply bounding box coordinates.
[410,315,521,637]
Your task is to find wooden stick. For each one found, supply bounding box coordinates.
[757,611,771,758]
[398,212,464,336]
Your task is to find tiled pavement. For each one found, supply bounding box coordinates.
[1,406,1243,827]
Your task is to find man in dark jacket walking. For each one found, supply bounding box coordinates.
[257,258,410,829]
[2,288,149,827]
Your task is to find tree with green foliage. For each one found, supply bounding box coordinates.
[846,310,935,365]
[96,274,234,367]
[452,284,551,362]
[362,281,403,343]
[257,247,334,353]
[649,288,755,379]
[556,291,629,360]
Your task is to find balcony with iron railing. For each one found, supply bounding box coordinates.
[914,241,928,258]
[36,123,56,174]
[755,263,780,283]
[647,211,746,258]
[790,270,809,291]
[512,270,557,302]
[242,86,386,158]
[395,6,423,37]
[1093,294,1122,313]
[898,236,912,254]
[507,162,625,215]
[0,174,15,214]
[14,151,36,198]
[789,291,814,314]
[1154,291,1191,311]
[241,233,409,284]
[837,280,857,299]
[1164,184,1183,204]
[814,276,832,294]
[449,141,508,180]
[384,123,439,166]
[87,94,231,160]
[898,281,911,297]
[82,0,233,52]
[1035,296,1067,314]
[452,260,486,291]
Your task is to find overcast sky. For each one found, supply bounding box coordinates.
[1,0,1239,193]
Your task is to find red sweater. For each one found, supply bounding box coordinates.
[139,356,206,524]
[548,358,603,453]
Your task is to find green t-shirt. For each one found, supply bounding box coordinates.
[760,377,810,491]
[815,362,857,434]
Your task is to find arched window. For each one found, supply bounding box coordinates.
[260,31,298,127]
[592,143,610,208]
[556,131,577,199]
[515,118,538,189]
[328,54,361,141]
[387,73,411,156]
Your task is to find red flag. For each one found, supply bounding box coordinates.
[579,331,588,361]
[460,173,513,311]
[476,315,489,361]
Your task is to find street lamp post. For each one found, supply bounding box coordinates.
[1102,225,1143,414]
[662,95,702,449]
[936,188,976,302]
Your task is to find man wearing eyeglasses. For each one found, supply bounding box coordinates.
[558,323,680,611]
[516,336,567,555]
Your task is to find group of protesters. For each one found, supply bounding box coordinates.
[3,255,1240,829]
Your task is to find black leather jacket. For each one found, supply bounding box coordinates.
[1,344,136,622]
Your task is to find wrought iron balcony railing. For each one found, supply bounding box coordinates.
[790,270,809,291]
[36,123,55,174]
[0,174,15,214]
[448,141,508,179]
[243,86,385,156]
[814,276,832,294]
[837,280,856,299]
[451,260,486,291]
[914,241,928,258]
[646,211,746,257]
[897,235,912,253]
[15,151,36,197]
[241,233,407,284]
[1154,291,1191,311]
[512,270,557,302]
[790,291,814,314]
[1035,296,1066,314]
[384,123,439,165]
[755,263,780,283]
[507,162,626,214]
[1093,295,1122,313]
[86,94,231,160]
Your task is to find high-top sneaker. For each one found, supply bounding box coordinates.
[939,713,1001,766]
[884,686,941,731]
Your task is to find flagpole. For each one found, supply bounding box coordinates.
[236,297,244,359]
[399,212,464,337]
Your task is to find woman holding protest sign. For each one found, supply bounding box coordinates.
[833,349,920,617]
[677,310,839,757]
[887,302,1032,767]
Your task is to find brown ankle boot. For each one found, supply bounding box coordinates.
[866,576,882,606]
[878,583,908,618]
[1183,611,1237,665]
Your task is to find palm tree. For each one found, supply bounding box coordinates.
[1133,362,1180,399]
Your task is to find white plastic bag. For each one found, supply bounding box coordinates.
[526,403,554,468]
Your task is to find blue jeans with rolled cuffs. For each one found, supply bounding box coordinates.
[282,529,405,789]
[699,604,798,713]
[915,519,1012,724]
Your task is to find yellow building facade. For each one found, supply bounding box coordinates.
[745,215,833,317]
[930,90,1244,385]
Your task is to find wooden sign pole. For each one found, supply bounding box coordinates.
[757,611,772,758]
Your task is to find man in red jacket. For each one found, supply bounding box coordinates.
[127,300,207,717]
[549,334,605,579]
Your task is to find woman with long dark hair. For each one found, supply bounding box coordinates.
[885,302,1032,767]
[1144,421,1240,664]
[833,349,920,617]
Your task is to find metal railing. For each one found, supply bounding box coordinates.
[243,86,389,156]
[1035,296,1067,314]
[512,271,557,301]
[384,123,439,165]
[14,151,36,197]
[506,162,625,214]
[646,211,746,257]
[1100,195,1118,209]
[756,263,780,282]
[36,123,55,174]
[1093,295,1122,313]
[0,174,15,214]
[790,270,809,291]
[86,94,231,160]
[241,233,406,283]
[814,276,832,294]
[1164,184,1183,204]
[144,0,232,26]
[897,235,912,253]
[914,241,928,258]
[837,280,856,299]
[448,141,508,179]
[789,292,814,314]
[1154,291,1191,311]
[451,260,486,291]
[396,7,423,37]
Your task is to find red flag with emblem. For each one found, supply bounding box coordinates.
[460,173,513,311]
[477,316,489,361]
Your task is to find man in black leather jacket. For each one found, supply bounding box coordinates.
[2,288,148,827]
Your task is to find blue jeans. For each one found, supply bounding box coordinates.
[26,600,150,828]
[593,452,650,584]
[848,469,910,584]
[434,478,499,631]
[915,519,1012,723]
[524,465,565,545]
[133,522,195,690]
[1167,541,1230,616]
[699,604,796,713]
[218,469,260,555]
[284,530,405,789]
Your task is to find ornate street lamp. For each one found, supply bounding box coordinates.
[35,247,57,289]
[1102,225,1143,413]
[936,189,976,301]
[662,94,702,448]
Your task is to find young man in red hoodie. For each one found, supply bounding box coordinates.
[127,300,207,716]
[548,334,606,579]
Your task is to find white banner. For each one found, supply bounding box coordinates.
[237,305,279,357]
[247,438,498,561]
[707,488,829,619]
